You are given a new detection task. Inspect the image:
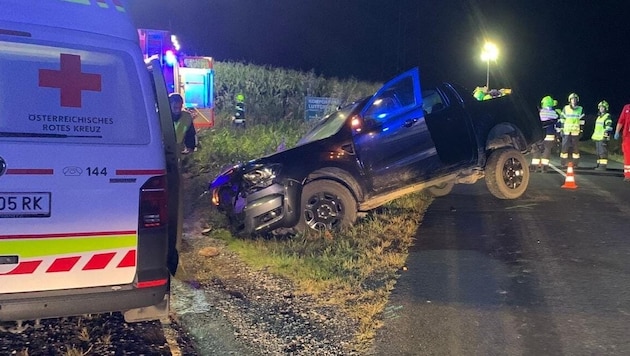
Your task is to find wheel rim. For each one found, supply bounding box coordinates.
[502,156,525,189]
[303,191,344,230]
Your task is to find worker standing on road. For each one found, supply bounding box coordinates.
[591,100,613,170]
[531,95,559,172]
[614,103,630,181]
[558,93,585,167]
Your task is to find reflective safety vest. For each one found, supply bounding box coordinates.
[560,105,584,136]
[174,111,193,144]
[539,107,559,140]
[591,113,613,141]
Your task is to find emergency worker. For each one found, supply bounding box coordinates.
[169,93,196,154]
[473,87,487,101]
[591,100,613,170]
[558,93,585,167]
[530,95,559,172]
[614,103,630,181]
[232,93,246,127]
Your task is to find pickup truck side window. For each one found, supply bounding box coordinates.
[422,89,447,115]
[364,76,415,122]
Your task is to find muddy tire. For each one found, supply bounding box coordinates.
[485,147,529,199]
[296,180,357,233]
[427,181,455,197]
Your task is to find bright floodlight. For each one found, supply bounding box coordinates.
[480,42,499,89]
[480,42,498,61]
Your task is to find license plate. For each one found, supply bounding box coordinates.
[0,192,51,218]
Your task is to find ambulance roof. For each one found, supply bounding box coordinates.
[2,0,137,42]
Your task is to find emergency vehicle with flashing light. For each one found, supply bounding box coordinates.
[0,0,183,324]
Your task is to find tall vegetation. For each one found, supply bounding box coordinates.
[212,61,381,126]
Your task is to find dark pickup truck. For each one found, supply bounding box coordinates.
[210,67,543,235]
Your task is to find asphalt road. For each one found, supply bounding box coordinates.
[374,157,630,356]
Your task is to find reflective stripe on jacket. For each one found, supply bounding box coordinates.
[539,107,558,139]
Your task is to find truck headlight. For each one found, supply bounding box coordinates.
[242,164,281,190]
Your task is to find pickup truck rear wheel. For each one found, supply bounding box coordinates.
[485,147,529,199]
[297,180,357,233]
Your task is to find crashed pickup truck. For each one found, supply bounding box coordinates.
[210,67,543,235]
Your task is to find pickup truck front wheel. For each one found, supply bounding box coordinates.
[485,148,529,199]
[297,180,357,233]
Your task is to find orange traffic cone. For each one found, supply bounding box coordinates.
[561,162,578,189]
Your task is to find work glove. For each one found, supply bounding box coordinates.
[614,132,620,140]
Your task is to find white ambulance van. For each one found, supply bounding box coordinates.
[0,0,182,323]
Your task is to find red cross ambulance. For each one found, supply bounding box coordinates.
[0,0,182,323]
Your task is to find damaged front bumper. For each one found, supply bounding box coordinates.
[212,178,301,236]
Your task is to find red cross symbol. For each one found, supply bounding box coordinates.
[39,53,102,108]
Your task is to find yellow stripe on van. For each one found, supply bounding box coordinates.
[0,234,136,258]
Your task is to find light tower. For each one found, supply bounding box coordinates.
[480,42,499,89]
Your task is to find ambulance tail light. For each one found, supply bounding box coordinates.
[139,176,168,228]
[136,278,168,289]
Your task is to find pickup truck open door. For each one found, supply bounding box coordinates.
[354,67,439,192]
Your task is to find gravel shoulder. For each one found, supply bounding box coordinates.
[172,207,363,355]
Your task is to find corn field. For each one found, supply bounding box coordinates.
[213,61,381,126]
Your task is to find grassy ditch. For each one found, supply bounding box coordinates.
[177,122,433,349]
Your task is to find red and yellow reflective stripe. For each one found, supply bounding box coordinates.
[3,249,135,275]
[112,0,126,12]
[0,230,136,257]
[60,0,126,12]
[0,231,137,275]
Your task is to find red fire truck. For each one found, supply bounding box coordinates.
[138,29,215,129]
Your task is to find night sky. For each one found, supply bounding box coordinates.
[129,0,630,116]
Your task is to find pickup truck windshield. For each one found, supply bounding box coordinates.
[297,99,366,145]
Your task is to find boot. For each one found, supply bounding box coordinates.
[595,164,607,171]
[541,165,549,173]
[529,165,537,172]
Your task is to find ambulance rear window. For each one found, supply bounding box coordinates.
[0,41,150,145]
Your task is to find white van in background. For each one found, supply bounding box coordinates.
[0,0,182,324]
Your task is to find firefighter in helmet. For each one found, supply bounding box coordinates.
[232,93,246,128]
[558,92,585,167]
[591,100,613,170]
[531,95,559,172]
